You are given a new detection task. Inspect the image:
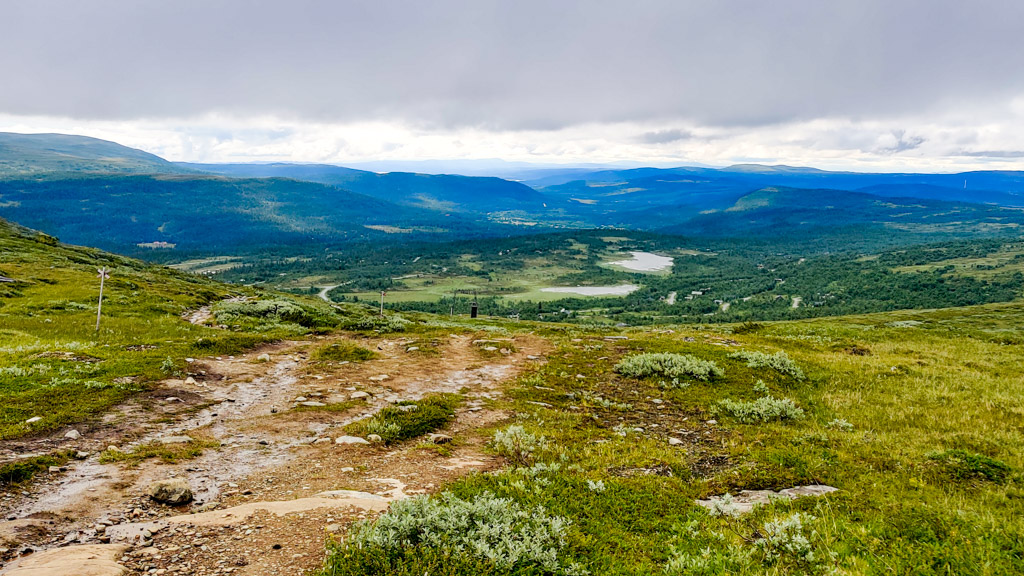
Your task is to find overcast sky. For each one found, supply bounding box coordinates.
[3,0,1024,171]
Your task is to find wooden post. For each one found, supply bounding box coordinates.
[380,290,386,316]
[95,267,109,331]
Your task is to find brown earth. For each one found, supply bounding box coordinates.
[0,330,549,575]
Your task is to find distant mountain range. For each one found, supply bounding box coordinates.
[0,132,191,176]
[177,162,548,214]
[2,132,1024,256]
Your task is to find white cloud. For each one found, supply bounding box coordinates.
[4,107,1024,172]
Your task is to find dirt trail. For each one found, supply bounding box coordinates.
[0,331,548,575]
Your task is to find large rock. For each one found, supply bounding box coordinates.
[148,479,193,505]
[334,436,369,445]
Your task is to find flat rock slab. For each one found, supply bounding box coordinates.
[156,436,193,444]
[104,521,165,543]
[696,484,839,514]
[164,495,392,527]
[1,543,128,576]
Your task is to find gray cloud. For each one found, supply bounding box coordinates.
[877,130,926,154]
[2,0,1024,132]
[639,129,693,144]
[956,150,1024,158]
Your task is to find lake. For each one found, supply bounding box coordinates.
[607,251,674,272]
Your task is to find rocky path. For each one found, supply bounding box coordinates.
[0,332,547,575]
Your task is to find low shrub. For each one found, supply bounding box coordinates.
[732,321,765,335]
[330,492,585,575]
[755,513,819,568]
[926,449,1012,484]
[213,297,339,330]
[312,341,378,363]
[717,396,805,423]
[491,425,548,466]
[615,353,723,382]
[99,436,220,466]
[190,333,276,356]
[0,451,73,486]
[347,394,459,445]
[730,350,805,380]
[342,314,411,334]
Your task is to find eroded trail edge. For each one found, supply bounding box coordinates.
[0,331,549,576]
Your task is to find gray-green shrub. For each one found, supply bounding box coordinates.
[346,492,584,574]
[718,396,805,423]
[730,350,805,380]
[615,353,723,382]
[492,425,548,465]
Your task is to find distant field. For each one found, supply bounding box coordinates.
[892,242,1024,279]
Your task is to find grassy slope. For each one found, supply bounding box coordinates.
[0,217,237,438]
[0,217,383,440]
[323,302,1024,575]
[0,132,187,177]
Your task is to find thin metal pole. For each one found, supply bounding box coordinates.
[380,291,385,316]
[95,273,105,331]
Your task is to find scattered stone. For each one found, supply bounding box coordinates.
[696,485,839,514]
[74,451,90,459]
[368,375,389,382]
[25,416,41,424]
[340,467,354,473]
[148,479,193,505]
[183,377,197,385]
[334,436,369,445]
[397,404,418,412]
[429,433,453,445]
[483,346,498,351]
[406,346,419,352]
[705,420,717,425]
[64,429,81,440]
[299,401,326,407]
[366,434,383,443]
[350,391,370,400]
[157,436,193,445]
[668,438,684,446]
[257,353,271,362]
[295,396,308,402]
[48,466,61,473]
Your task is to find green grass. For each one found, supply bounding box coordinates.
[322,302,1024,575]
[0,217,384,440]
[345,394,461,445]
[99,435,221,466]
[0,451,74,487]
[311,341,378,363]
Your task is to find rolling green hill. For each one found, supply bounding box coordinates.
[180,162,550,214]
[662,186,1024,241]
[0,174,501,253]
[0,132,189,177]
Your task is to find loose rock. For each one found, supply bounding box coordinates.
[148,479,193,505]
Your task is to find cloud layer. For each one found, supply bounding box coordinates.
[3,1,1024,169]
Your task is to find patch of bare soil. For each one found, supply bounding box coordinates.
[0,331,549,575]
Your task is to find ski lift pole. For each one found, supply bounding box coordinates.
[380,290,386,317]
[95,267,109,331]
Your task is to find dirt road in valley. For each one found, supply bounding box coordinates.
[0,331,548,575]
